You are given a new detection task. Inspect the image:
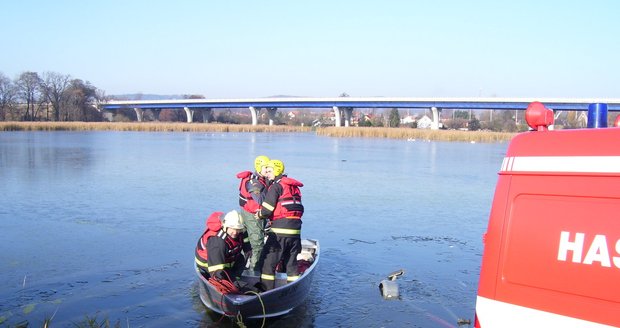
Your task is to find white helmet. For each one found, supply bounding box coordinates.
[223,210,244,230]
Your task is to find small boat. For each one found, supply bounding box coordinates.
[196,238,320,319]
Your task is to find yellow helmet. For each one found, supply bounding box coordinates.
[254,155,270,173]
[268,159,285,177]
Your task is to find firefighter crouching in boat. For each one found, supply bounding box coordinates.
[195,210,251,283]
[258,159,304,290]
[236,155,271,271]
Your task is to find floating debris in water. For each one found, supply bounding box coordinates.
[391,235,467,246]
[22,303,36,315]
[348,238,376,244]
[379,268,405,300]
[387,269,405,281]
[457,318,471,325]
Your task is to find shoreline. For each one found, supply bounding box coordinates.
[0,121,516,143]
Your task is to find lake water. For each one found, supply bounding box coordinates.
[0,131,508,327]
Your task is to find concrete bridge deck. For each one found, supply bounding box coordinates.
[101,97,620,128]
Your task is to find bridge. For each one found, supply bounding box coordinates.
[100,97,620,129]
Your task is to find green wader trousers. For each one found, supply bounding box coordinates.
[239,208,265,271]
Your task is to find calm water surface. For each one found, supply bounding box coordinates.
[0,131,508,327]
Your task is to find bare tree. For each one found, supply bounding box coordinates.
[65,79,101,121]
[15,71,42,121]
[41,71,71,121]
[0,72,16,121]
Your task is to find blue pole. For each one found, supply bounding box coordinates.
[587,103,608,128]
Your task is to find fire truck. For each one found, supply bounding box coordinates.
[475,102,620,327]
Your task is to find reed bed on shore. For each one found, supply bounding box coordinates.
[0,122,516,142]
[316,126,516,142]
[0,121,312,133]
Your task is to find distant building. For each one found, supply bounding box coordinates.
[400,115,416,124]
[417,115,433,129]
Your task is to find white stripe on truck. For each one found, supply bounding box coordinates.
[476,296,614,328]
[501,156,620,173]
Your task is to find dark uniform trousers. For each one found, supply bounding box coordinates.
[260,232,302,290]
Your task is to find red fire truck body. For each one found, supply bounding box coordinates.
[475,104,620,327]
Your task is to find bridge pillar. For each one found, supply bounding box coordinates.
[430,107,441,130]
[266,107,278,126]
[332,106,342,127]
[103,109,114,122]
[183,107,193,123]
[200,108,212,123]
[133,108,144,122]
[151,109,161,121]
[342,107,353,127]
[249,106,258,125]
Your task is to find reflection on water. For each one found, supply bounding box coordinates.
[0,131,507,327]
[0,132,95,183]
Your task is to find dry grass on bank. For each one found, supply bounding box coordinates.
[0,121,312,133]
[316,126,516,143]
[0,121,516,142]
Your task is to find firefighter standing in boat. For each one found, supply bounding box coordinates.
[236,155,271,271]
[195,210,250,282]
[258,159,304,290]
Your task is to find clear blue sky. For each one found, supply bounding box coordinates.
[1,0,619,99]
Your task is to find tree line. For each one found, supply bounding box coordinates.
[0,71,104,122]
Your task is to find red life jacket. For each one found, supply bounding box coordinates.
[217,230,244,265]
[272,176,304,220]
[195,212,245,270]
[195,212,224,268]
[237,171,267,214]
